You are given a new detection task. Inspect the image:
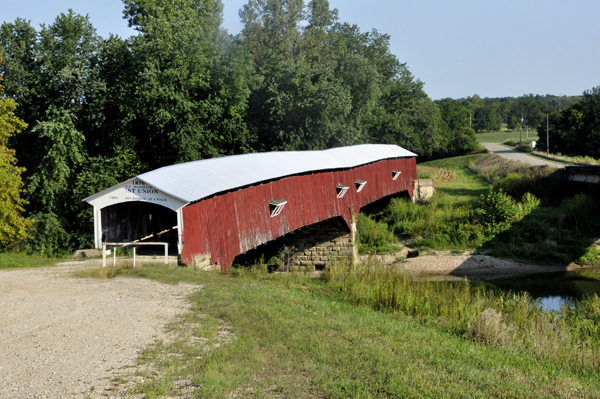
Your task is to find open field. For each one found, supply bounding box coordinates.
[476,131,539,143]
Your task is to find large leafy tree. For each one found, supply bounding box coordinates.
[124,0,253,166]
[240,0,441,153]
[0,75,31,249]
[0,11,103,178]
[435,98,477,157]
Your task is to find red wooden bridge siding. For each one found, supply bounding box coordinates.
[181,158,416,270]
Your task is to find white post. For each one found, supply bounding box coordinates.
[133,246,136,268]
[94,207,99,249]
[102,244,106,267]
[113,247,116,267]
[164,244,168,264]
[176,208,184,254]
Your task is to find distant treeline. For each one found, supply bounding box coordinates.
[444,89,600,161]
[536,87,600,158]
[1,0,480,255]
[436,94,581,133]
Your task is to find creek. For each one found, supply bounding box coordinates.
[486,269,600,311]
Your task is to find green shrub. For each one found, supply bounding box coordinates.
[476,188,517,235]
[518,192,541,215]
[26,212,71,257]
[515,144,532,153]
[356,214,397,254]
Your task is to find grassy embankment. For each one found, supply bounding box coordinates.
[91,263,600,398]
[359,152,600,267]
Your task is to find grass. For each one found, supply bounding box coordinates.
[0,252,62,269]
[419,154,490,206]
[476,131,539,143]
[89,263,600,398]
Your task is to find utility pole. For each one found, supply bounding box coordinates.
[546,113,549,157]
[519,115,523,144]
[469,113,472,129]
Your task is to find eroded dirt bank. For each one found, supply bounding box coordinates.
[362,251,580,280]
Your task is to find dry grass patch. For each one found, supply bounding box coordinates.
[417,165,456,183]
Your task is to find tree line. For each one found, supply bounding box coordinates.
[436,93,581,134]
[535,87,600,158]
[453,88,600,160]
[0,0,481,255]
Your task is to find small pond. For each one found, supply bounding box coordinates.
[484,269,600,311]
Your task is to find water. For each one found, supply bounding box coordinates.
[486,269,600,311]
[538,296,573,312]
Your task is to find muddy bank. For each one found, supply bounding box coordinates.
[360,251,584,281]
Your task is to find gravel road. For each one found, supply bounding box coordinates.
[0,260,199,399]
[481,142,563,167]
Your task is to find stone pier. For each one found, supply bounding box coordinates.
[282,217,356,272]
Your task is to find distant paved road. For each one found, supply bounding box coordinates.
[481,143,563,168]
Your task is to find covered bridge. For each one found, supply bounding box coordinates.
[84,144,417,271]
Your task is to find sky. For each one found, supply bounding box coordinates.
[3,0,599,100]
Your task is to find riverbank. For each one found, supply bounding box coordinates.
[361,250,593,281]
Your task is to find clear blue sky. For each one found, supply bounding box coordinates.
[4,0,599,100]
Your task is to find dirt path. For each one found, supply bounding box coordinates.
[481,142,563,167]
[0,260,199,399]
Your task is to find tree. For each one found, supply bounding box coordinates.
[536,86,600,158]
[0,11,103,180]
[27,107,85,215]
[0,75,31,249]
[511,95,543,130]
[125,0,253,166]
[473,104,499,132]
[507,116,520,131]
[435,98,477,157]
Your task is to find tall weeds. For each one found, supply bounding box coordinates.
[416,165,456,183]
[469,153,566,205]
[323,260,600,373]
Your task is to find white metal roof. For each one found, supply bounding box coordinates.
[86,144,416,204]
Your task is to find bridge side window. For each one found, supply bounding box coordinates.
[336,184,349,198]
[392,170,402,180]
[355,180,367,192]
[269,200,287,217]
